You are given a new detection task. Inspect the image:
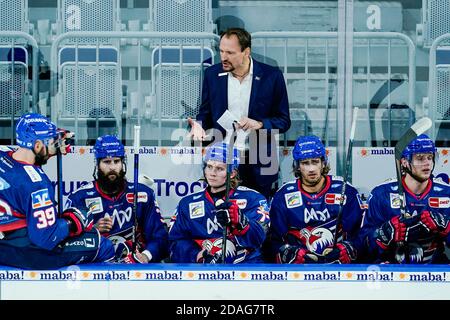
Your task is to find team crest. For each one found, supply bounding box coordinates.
[298,226,334,256]
[285,191,302,208]
[189,201,205,219]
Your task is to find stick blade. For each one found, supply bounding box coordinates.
[395,117,432,159]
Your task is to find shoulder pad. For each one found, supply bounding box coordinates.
[433,177,449,187]
[72,182,95,194]
[236,185,259,193]
[331,175,344,182]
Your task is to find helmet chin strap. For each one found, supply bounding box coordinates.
[402,162,432,183]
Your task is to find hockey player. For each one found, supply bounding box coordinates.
[66,135,168,263]
[269,135,364,264]
[360,134,450,263]
[0,113,115,269]
[168,142,270,263]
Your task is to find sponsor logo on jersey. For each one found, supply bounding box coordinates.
[31,189,52,209]
[126,192,148,204]
[24,165,42,182]
[189,201,205,219]
[390,193,402,209]
[325,193,346,205]
[285,191,302,208]
[429,197,450,208]
[85,197,103,214]
[0,177,10,190]
[235,199,247,209]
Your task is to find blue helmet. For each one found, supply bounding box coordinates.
[293,135,327,162]
[93,135,125,160]
[204,142,240,171]
[401,134,436,161]
[16,113,57,149]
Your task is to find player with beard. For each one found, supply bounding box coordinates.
[66,135,168,263]
[267,135,364,264]
[0,113,115,269]
[360,134,450,263]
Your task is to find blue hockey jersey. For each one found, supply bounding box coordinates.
[269,175,365,261]
[67,180,168,262]
[0,148,70,250]
[360,177,450,263]
[168,186,270,263]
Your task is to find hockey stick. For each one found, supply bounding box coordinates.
[333,107,358,247]
[394,116,432,263]
[132,125,141,251]
[56,146,63,216]
[214,125,238,264]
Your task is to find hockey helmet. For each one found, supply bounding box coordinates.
[16,113,57,149]
[204,142,240,171]
[401,134,436,161]
[93,135,125,160]
[293,135,327,163]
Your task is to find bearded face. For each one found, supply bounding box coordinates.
[97,157,126,194]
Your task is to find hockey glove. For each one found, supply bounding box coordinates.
[276,244,320,264]
[62,207,93,237]
[215,200,249,236]
[375,215,407,250]
[196,249,222,264]
[420,210,450,237]
[48,129,74,156]
[123,251,151,264]
[323,241,357,264]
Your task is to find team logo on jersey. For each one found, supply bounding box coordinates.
[189,201,205,219]
[85,197,103,214]
[109,207,133,228]
[304,208,331,223]
[126,192,148,204]
[390,193,402,209]
[325,193,346,205]
[235,199,247,209]
[0,177,10,190]
[299,226,334,256]
[31,189,52,209]
[285,191,302,208]
[24,166,42,182]
[429,197,450,208]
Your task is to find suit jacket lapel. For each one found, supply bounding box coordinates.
[217,67,229,114]
[249,59,262,116]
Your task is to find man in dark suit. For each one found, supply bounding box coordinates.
[188,28,290,199]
